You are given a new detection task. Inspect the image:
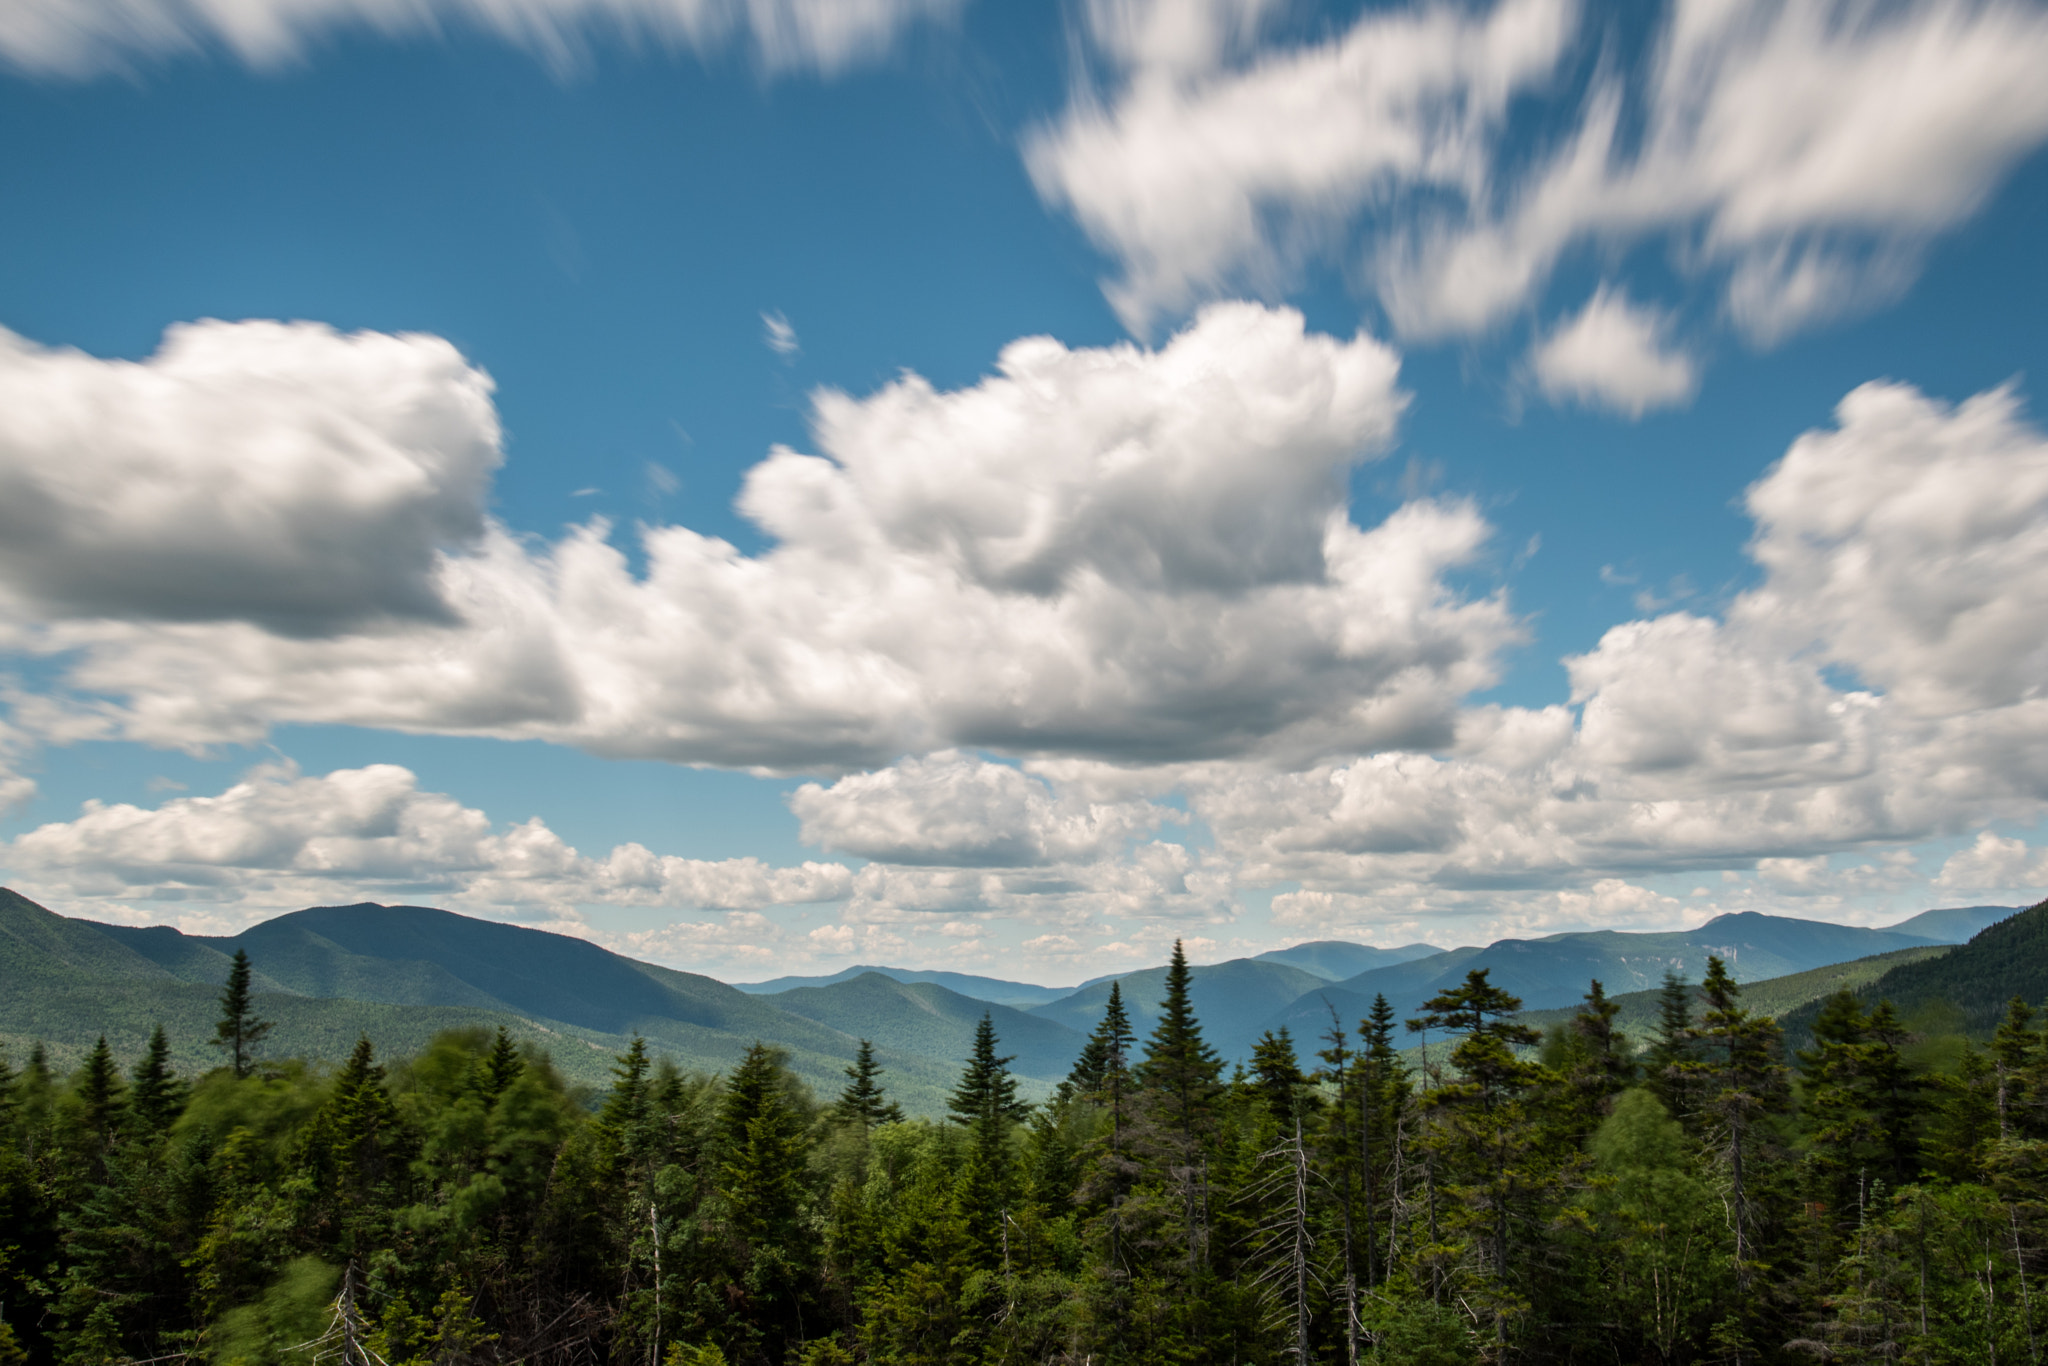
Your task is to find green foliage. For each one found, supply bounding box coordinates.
[205,1256,339,1366]
[15,909,2048,1366]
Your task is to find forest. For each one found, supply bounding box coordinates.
[4,932,2047,1366]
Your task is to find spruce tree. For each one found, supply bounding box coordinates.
[1069,981,1133,1100]
[1134,940,1225,1287]
[948,1014,1027,1127]
[211,949,273,1079]
[1646,969,1695,1122]
[76,1036,126,1148]
[1248,1027,1309,1126]
[833,1039,903,1131]
[1686,957,1788,1303]
[479,1025,521,1099]
[1136,940,1223,1133]
[1570,978,1634,1102]
[127,1024,183,1134]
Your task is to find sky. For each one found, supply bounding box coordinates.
[1,0,2047,986]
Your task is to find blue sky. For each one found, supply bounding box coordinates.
[2,0,2046,983]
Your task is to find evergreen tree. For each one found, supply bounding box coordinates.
[1358,991,1408,1289]
[1248,1027,1311,1127]
[717,1043,815,1359]
[307,1035,415,1223]
[833,1039,903,1131]
[1684,957,1789,1312]
[210,949,273,1079]
[1569,978,1634,1103]
[1132,939,1226,1321]
[1646,969,1695,1121]
[949,1014,1027,1128]
[1993,995,2036,1139]
[1406,970,1551,1326]
[76,1036,127,1149]
[127,1024,183,1134]
[480,1025,524,1100]
[1067,982,1134,1100]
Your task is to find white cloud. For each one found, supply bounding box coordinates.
[1739,381,2048,717]
[1172,376,2048,913]
[0,0,958,77]
[1035,0,2048,348]
[790,750,1168,866]
[1028,0,1574,334]
[1530,287,1698,417]
[1936,832,2048,893]
[9,305,1519,771]
[1,760,852,926]
[0,320,501,634]
[762,311,800,357]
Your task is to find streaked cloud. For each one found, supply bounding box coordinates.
[0,0,960,77]
[1033,0,2048,360]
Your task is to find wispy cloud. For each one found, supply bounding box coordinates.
[761,310,800,358]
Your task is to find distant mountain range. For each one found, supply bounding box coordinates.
[0,885,2026,1114]
[732,965,1072,1008]
[1259,906,2017,1049]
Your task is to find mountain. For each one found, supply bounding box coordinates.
[0,890,1036,1114]
[1878,904,2018,943]
[1779,897,2048,1044]
[764,973,1086,1080]
[1264,911,1962,1042]
[1249,940,1443,980]
[732,964,1072,1008]
[1514,944,1954,1046]
[1029,958,1332,1062]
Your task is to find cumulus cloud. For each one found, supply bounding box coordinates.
[790,750,1168,866]
[1035,0,2048,347]
[10,305,1519,771]
[1530,288,1698,417]
[1936,832,2048,893]
[1,760,852,926]
[0,320,501,634]
[0,0,958,78]
[1175,376,2048,917]
[1739,381,2048,717]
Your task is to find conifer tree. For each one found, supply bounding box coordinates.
[949,1014,1027,1128]
[306,1036,415,1234]
[1355,994,1408,1290]
[76,1036,126,1149]
[1067,982,1132,1100]
[127,1024,183,1134]
[481,1025,524,1100]
[1570,978,1634,1101]
[1685,957,1788,1304]
[1646,969,1695,1121]
[211,949,273,1079]
[1135,940,1225,1289]
[1249,1027,1310,1127]
[833,1039,902,1131]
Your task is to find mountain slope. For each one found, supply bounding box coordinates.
[1780,897,2048,1043]
[734,965,1072,1008]
[0,892,1011,1115]
[766,973,1086,1079]
[1265,912,1956,1042]
[1031,958,1332,1062]
[1514,944,1954,1046]
[1249,940,1443,981]
[1879,905,2018,943]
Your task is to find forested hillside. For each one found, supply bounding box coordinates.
[6,919,2048,1366]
